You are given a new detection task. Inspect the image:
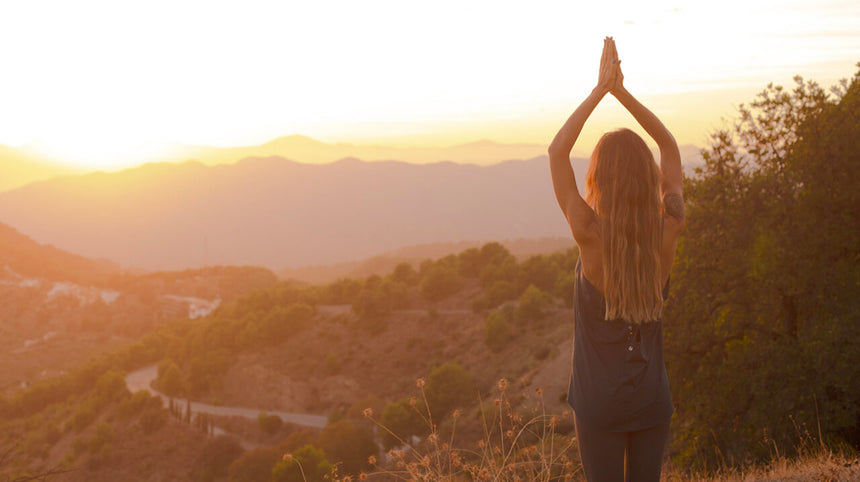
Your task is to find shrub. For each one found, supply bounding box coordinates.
[94,370,130,404]
[139,403,168,434]
[379,398,425,449]
[425,362,475,417]
[89,422,112,453]
[157,361,184,397]
[351,287,390,318]
[228,447,281,482]
[391,262,419,286]
[554,272,575,307]
[70,400,97,432]
[257,412,283,434]
[318,419,377,475]
[271,445,332,482]
[515,284,553,322]
[117,390,153,420]
[484,310,512,352]
[195,435,244,482]
[420,265,462,302]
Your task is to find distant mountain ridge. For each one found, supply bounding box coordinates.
[0,135,703,192]
[0,136,552,192]
[0,155,590,270]
[0,144,83,192]
[0,221,119,287]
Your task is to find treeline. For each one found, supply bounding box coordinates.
[152,242,576,397]
[664,66,860,467]
[1,240,576,419]
[111,265,279,302]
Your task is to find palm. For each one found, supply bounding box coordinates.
[597,37,624,94]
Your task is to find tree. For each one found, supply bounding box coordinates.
[379,398,425,449]
[195,435,244,482]
[420,265,462,302]
[351,287,390,318]
[664,68,860,468]
[318,419,377,475]
[425,362,475,417]
[392,262,419,286]
[158,361,184,397]
[515,285,553,322]
[484,310,512,352]
[271,445,332,482]
[257,412,283,434]
[227,447,281,482]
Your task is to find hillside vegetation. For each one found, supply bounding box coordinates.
[0,68,858,481]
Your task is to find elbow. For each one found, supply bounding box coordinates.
[547,142,568,161]
[658,132,680,153]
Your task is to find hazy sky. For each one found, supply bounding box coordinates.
[0,0,857,168]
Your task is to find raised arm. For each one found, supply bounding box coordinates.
[548,38,616,246]
[607,39,684,217]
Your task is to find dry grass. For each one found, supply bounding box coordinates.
[359,378,579,481]
[664,450,860,481]
[353,375,859,482]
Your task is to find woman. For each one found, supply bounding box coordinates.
[548,38,685,481]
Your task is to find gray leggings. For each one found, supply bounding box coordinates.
[574,415,670,482]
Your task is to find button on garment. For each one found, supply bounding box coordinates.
[567,259,673,432]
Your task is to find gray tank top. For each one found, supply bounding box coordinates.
[567,259,673,432]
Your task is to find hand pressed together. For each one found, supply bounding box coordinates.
[596,36,624,95]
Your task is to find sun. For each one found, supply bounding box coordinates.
[27,135,179,171]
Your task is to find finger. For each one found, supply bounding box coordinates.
[601,38,608,65]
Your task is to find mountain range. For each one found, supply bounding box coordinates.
[0,135,703,191]
[0,155,589,270]
[0,135,703,271]
[0,136,551,191]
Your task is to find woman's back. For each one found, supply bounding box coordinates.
[568,258,673,432]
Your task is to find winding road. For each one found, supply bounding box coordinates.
[125,365,328,430]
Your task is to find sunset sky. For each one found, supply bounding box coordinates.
[0,0,857,169]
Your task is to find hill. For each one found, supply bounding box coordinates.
[0,156,589,271]
[0,221,119,287]
[0,143,82,191]
[164,135,553,167]
[0,136,552,191]
[278,236,575,283]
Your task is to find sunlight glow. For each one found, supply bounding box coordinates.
[0,0,857,169]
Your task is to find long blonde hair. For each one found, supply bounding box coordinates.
[585,128,663,323]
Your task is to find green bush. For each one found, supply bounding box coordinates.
[318,419,377,475]
[271,445,332,482]
[379,398,425,449]
[70,400,97,432]
[157,360,184,397]
[484,311,512,352]
[420,265,462,302]
[391,262,419,286]
[139,402,168,434]
[425,362,475,417]
[351,287,390,318]
[94,370,130,404]
[257,412,283,434]
[228,447,281,482]
[194,435,244,482]
[515,285,553,322]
